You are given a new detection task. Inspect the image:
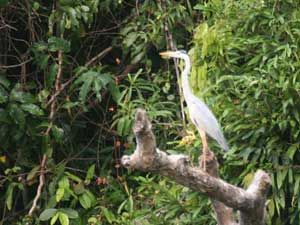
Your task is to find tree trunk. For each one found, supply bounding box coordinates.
[121,109,271,225]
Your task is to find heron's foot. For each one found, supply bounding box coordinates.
[199,147,209,172]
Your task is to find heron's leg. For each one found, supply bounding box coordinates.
[199,129,208,171]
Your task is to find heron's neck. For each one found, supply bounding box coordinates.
[182,57,192,100]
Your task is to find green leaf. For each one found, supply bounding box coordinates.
[63,6,79,27]
[268,200,275,219]
[0,86,8,103]
[81,5,89,12]
[131,51,145,64]
[47,196,57,209]
[5,183,16,210]
[117,116,131,136]
[48,37,70,53]
[26,165,40,181]
[65,172,82,183]
[21,104,44,116]
[42,135,53,157]
[59,0,73,6]
[10,85,35,103]
[62,101,79,109]
[50,212,59,225]
[58,176,70,188]
[59,208,78,219]
[39,208,58,221]
[73,182,85,195]
[52,125,64,142]
[0,0,9,8]
[79,192,91,209]
[93,79,102,102]
[32,41,48,52]
[286,144,298,160]
[277,169,288,189]
[117,117,125,136]
[100,207,115,224]
[124,33,138,47]
[242,172,254,188]
[85,164,95,185]
[9,104,25,129]
[46,63,58,88]
[85,190,96,204]
[56,187,65,202]
[88,217,98,224]
[79,77,93,103]
[0,75,10,88]
[294,175,300,196]
[98,73,112,86]
[108,82,121,102]
[40,55,50,70]
[33,2,39,10]
[0,109,9,123]
[74,71,96,84]
[59,212,69,225]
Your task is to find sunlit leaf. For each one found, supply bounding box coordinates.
[56,187,65,202]
[85,164,95,185]
[21,104,44,116]
[59,212,69,225]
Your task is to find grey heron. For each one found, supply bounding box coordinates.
[160,50,229,170]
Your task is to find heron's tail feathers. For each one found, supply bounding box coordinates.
[216,132,229,151]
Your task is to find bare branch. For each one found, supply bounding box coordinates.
[28,34,64,216]
[45,42,63,135]
[0,57,32,69]
[28,154,47,216]
[85,46,112,67]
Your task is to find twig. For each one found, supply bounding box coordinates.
[28,32,64,215]
[160,0,187,129]
[85,46,112,67]
[45,77,74,108]
[28,154,47,216]
[45,44,63,135]
[0,58,32,69]
[136,0,140,16]
[0,19,18,31]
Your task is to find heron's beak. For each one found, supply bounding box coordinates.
[159,51,178,58]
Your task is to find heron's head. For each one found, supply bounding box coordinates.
[159,50,188,59]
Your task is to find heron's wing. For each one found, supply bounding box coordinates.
[188,96,229,151]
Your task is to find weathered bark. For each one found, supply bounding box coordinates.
[201,150,237,225]
[121,109,271,225]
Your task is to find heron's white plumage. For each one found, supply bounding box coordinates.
[188,96,229,151]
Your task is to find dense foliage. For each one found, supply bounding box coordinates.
[0,0,299,225]
[191,1,300,224]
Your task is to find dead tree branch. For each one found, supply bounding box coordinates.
[202,150,237,225]
[121,109,271,225]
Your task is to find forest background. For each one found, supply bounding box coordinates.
[0,0,300,224]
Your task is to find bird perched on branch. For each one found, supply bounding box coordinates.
[160,50,229,170]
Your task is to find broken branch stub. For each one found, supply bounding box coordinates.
[121,109,271,225]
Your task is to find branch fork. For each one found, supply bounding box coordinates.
[121,109,271,225]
